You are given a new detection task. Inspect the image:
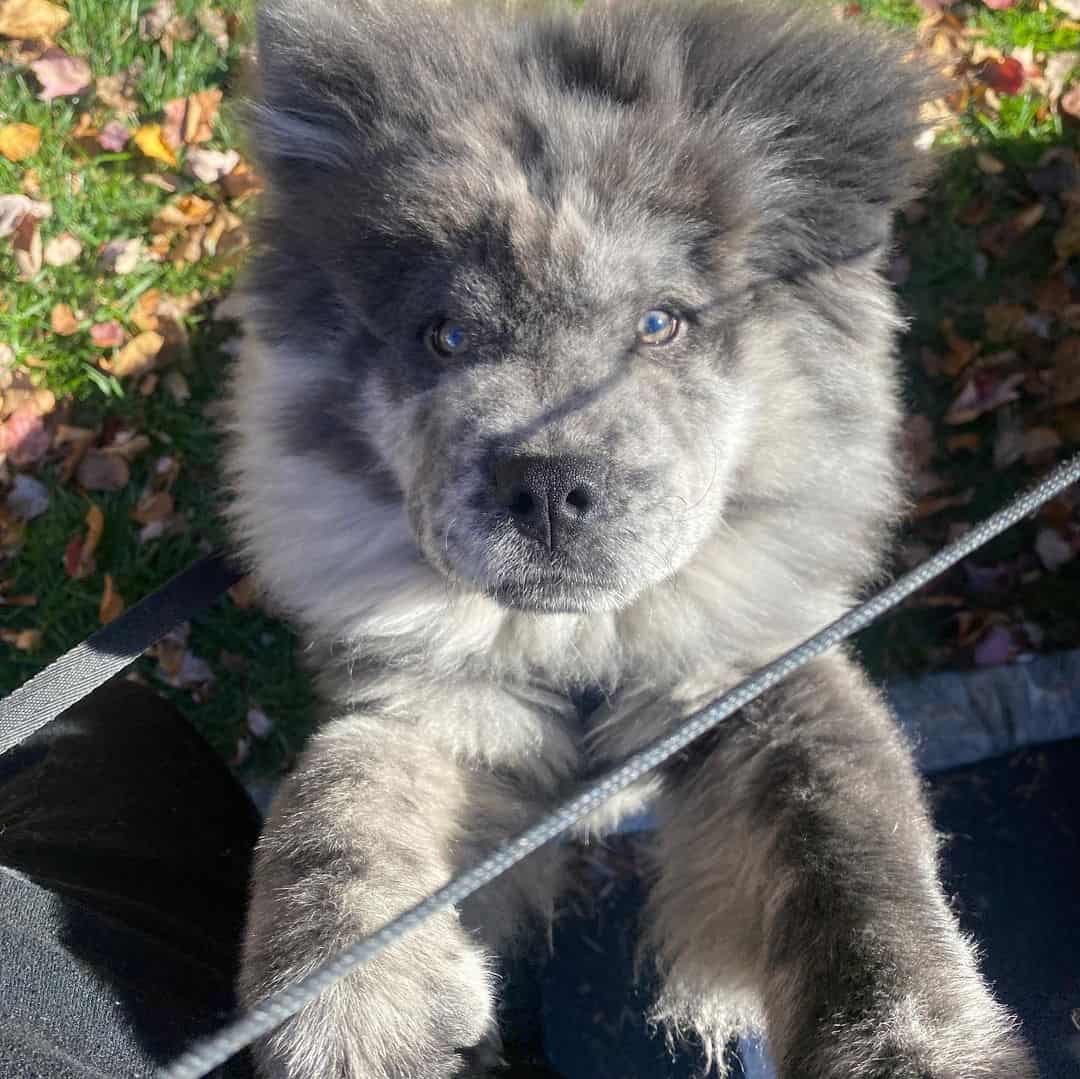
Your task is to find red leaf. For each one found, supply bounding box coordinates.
[90,321,126,348]
[0,406,49,468]
[982,57,1025,95]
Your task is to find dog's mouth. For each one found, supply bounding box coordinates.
[486,570,624,614]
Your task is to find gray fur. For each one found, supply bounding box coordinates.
[227,2,1035,1076]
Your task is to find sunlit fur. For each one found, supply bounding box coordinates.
[227,2,1035,1077]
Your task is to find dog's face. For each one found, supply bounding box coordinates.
[243,0,929,617]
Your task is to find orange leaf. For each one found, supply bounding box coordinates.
[99,573,124,624]
[133,124,178,167]
[0,0,70,39]
[101,330,164,379]
[50,302,79,336]
[0,122,40,161]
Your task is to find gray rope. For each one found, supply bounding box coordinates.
[162,452,1080,1079]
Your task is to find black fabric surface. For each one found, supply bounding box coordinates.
[0,678,1076,1078]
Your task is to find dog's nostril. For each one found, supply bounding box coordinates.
[564,486,591,514]
[509,489,535,517]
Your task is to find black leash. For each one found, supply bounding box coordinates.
[0,553,242,756]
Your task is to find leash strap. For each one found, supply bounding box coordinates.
[0,553,242,756]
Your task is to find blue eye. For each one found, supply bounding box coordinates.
[637,308,679,346]
[431,320,470,357]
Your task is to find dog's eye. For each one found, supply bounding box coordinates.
[637,309,679,346]
[430,320,470,357]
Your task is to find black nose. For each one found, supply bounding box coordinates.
[493,455,603,549]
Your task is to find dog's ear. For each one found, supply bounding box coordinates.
[252,0,433,187]
[674,3,938,279]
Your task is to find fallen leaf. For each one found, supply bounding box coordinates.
[152,193,215,231]
[983,302,1028,342]
[64,504,104,580]
[0,0,69,39]
[197,7,229,51]
[54,423,94,484]
[228,575,257,609]
[160,96,186,150]
[913,489,974,518]
[183,88,221,143]
[102,331,164,379]
[77,450,129,491]
[99,573,124,624]
[43,231,82,266]
[1035,527,1075,571]
[0,122,39,161]
[0,194,50,238]
[94,67,141,117]
[945,372,1025,424]
[98,121,130,152]
[90,321,125,348]
[981,56,1025,95]
[30,48,92,101]
[5,474,48,520]
[134,123,178,167]
[12,211,41,279]
[101,431,151,461]
[946,433,980,453]
[131,489,173,525]
[1046,52,1080,105]
[98,236,143,274]
[220,160,263,202]
[983,0,1018,7]
[140,171,179,193]
[0,627,42,652]
[50,302,79,336]
[1053,0,1080,16]
[183,147,239,184]
[0,404,49,467]
[139,0,175,40]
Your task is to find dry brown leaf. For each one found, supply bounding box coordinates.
[197,7,229,51]
[983,302,1028,342]
[0,404,49,467]
[152,193,215,231]
[184,146,239,184]
[0,627,42,651]
[99,573,124,624]
[221,160,263,203]
[102,432,151,462]
[228,575,257,609]
[134,123,178,167]
[50,301,80,335]
[0,122,40,161]
[12,211,41,280]
[43,231,82,267]
[101,331,163,379]
[913,489,975,519]
[0,195,49,240]
[0,0,69,39]
[975,151,1005,175]
[77,450,130,492]
[131,489,174,525]
[90,321,125,348]
[946,433,981,453]
[64,503,104,580]
[1024,426,1062,463]
[185,88,221,143]
[98,236,143,275]
[95,69,140,116]
[55,424,95,484]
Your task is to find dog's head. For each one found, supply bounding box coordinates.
[236,0,932,618]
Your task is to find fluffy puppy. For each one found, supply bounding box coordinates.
[226,2,1036,1076]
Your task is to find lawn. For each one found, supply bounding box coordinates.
[1,0,1079,778]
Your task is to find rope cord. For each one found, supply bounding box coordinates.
[162,453,1080,1079]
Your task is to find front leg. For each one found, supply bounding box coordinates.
[645,653,1035,1079]
[239,690,569,1079]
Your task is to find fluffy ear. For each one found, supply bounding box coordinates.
[673,2,939,278]
[250,0,409,183]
